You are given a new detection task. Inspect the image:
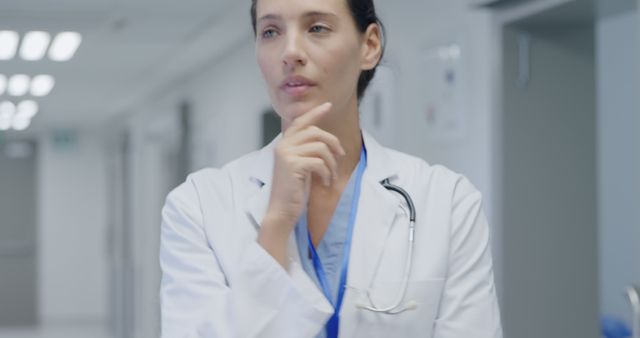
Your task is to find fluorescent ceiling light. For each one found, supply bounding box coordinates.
[0,31,19,60]
[0,75,7,95]
[0,101,16,120]
[30,75,55,96]
[49,32,82,61]
[12,117,31,131]
[0,101,17,130]
[20,31,51,61]
[8,74,30,96]
[16,100,39,119]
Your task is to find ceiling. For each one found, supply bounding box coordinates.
[0,0,240,138]
[506,0,636,27]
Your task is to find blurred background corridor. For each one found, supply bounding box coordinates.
[0,0,638,337]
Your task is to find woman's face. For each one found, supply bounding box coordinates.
[255,0,371,123]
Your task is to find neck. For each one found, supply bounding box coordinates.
[322,112,362,180]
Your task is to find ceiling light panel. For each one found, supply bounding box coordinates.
[30,75,55,96]
[20,31,51,61]
[0,101,16,120]
[0,118,11,131]
[8,74,30,96]
[16,100,39,119]
[0,31,19,60]
[12,117,31,131]
[49,32,82,61]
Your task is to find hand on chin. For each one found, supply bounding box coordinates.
[283,101,322,120]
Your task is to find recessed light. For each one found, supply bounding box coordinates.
[31,75,55,96]
[20,31,51,61]
[0,31,19,60]
[8,74,30,96]
[0,101,16,119]
[12,117,31,131]
[49,32,82,61]
[16,100,39,119]
[0,118,12,131]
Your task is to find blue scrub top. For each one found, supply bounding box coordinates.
[294,159,361,338]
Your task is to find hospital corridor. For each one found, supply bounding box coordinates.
[0,0,638,337]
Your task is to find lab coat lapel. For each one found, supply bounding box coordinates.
[245,134,334,320]
[347,174,400,287]
[246,134,278,229]
[347,131,401,288]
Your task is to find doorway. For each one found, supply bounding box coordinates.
[498,1,599,337]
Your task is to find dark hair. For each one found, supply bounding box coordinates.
[250,0,385,101]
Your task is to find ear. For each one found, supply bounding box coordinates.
[360,23,382,71]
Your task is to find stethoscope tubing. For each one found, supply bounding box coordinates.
[355,179,417,315]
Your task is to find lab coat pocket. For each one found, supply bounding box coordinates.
[348,278,445,338]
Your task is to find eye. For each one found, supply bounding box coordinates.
[261,28,279,39]
[309,25,329,34]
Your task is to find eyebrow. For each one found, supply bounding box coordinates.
[257,11,339,23]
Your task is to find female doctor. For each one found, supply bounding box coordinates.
[160,0,503,336]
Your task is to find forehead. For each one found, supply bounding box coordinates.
[255,0,351,20]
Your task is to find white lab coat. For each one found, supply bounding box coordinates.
[160,130,502,338]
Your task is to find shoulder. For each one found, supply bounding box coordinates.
[382,146,481,203]
[165,149,262,206]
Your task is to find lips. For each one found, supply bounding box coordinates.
[280,75,316,96]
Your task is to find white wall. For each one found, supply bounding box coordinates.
[187,38,271,170]
[596,8,640,322]
[37,129,108,324]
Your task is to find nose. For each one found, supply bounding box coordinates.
[281,32,307,68]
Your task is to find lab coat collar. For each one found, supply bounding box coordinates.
[246,130,399,231]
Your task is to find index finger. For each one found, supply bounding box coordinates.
[287,102,332,133]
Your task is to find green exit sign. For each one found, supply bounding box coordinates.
[52,129,77,151]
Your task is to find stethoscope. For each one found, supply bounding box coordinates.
[351,178,418,315]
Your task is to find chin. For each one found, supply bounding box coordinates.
[278,101,318,121]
